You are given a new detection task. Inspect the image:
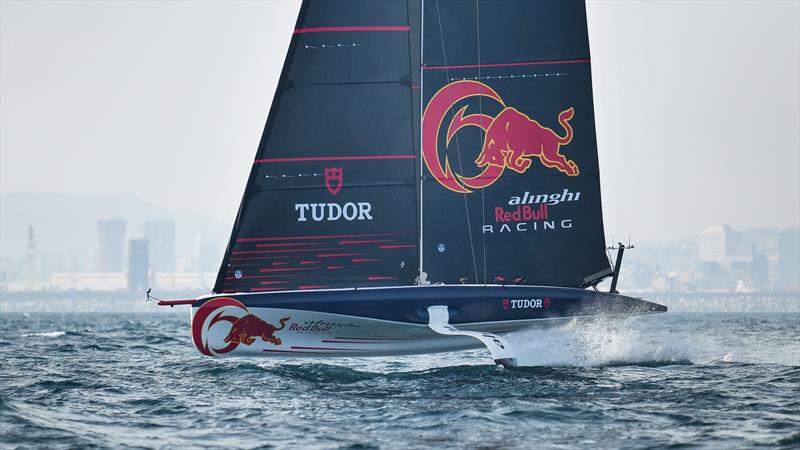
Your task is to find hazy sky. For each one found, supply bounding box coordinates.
[1,0,798,243]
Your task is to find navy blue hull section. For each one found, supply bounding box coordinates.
[198,285,666,325]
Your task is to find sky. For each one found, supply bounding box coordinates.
[1,0,798,244]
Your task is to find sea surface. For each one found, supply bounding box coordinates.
[1,306,798,449]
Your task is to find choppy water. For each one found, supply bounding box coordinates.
[1,310,798,449]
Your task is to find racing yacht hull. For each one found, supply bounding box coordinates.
[188,285,666,358]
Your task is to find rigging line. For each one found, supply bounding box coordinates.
[476,0,486,286]
[436,0,479,284]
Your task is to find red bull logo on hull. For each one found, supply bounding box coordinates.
[422,80,579,193]
[191,297,289,356]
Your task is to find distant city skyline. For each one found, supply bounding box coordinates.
[1,1,799,243]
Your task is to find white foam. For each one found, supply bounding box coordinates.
[506,317,693,367]
[23,331,66,338]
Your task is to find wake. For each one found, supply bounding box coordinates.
[505,317,693,367]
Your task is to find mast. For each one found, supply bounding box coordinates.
[417,0,425,283]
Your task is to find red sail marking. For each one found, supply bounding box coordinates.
[298,285,328,290]
[423,59,591,70]
[368,276,395,281]
[353,258,381,263]
[230,255,306,261]
[254,242,329,248]
[259,281,288,285]
[225,274,300,280]
[271,262,288,266]
[327,266,343,270]
[259,268,313,273]
[250,287,284,292]
[254,155,415,164]
[237,233,404,243]
[293,26,410,34]
[317,253,364,258]
[232,247,350,255]
[300,260,320,265]
[379,244,417,249]
[338,239,395,244]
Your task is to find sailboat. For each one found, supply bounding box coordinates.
[158,0,666,366]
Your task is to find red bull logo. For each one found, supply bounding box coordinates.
[191,297,289,356]
[422,80,579,193]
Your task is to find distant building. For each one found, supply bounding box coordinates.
[751,244,769,287]
[698,226,728,262]
[778,226,800,288]
[127,238,149,292]
[96,218,126,272]
[144,219,176,273]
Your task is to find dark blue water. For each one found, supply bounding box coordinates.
[1,311,798,449]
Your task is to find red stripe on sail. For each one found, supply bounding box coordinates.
[249,287,284,292]
[317,253,364,258]
[259,281,288,285]
[327,266,343,270]
[294,26,410,34]
[339,239,395,244]
[298,285,328,290]
[230,256,305,261]
[379,244,416,249]
[254,155,415,164]
[258,268,313,273]
[423,59,590,70]
[368,276,395,281]
[225,274,300,280]
[300,260,320,265]
[353,258,380,263]
[254,242,328,248]
[237,233,403,242]
[233,247,349,255]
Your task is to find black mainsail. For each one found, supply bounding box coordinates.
[214,0,611,294]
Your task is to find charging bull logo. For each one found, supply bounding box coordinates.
[422,80,579,193]
[191,297,289,356]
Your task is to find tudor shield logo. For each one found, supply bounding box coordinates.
[422,80,578,193]
[324,167,343,196]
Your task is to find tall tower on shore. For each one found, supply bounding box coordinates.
[96,218,126,272]
[144,219,176,273]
